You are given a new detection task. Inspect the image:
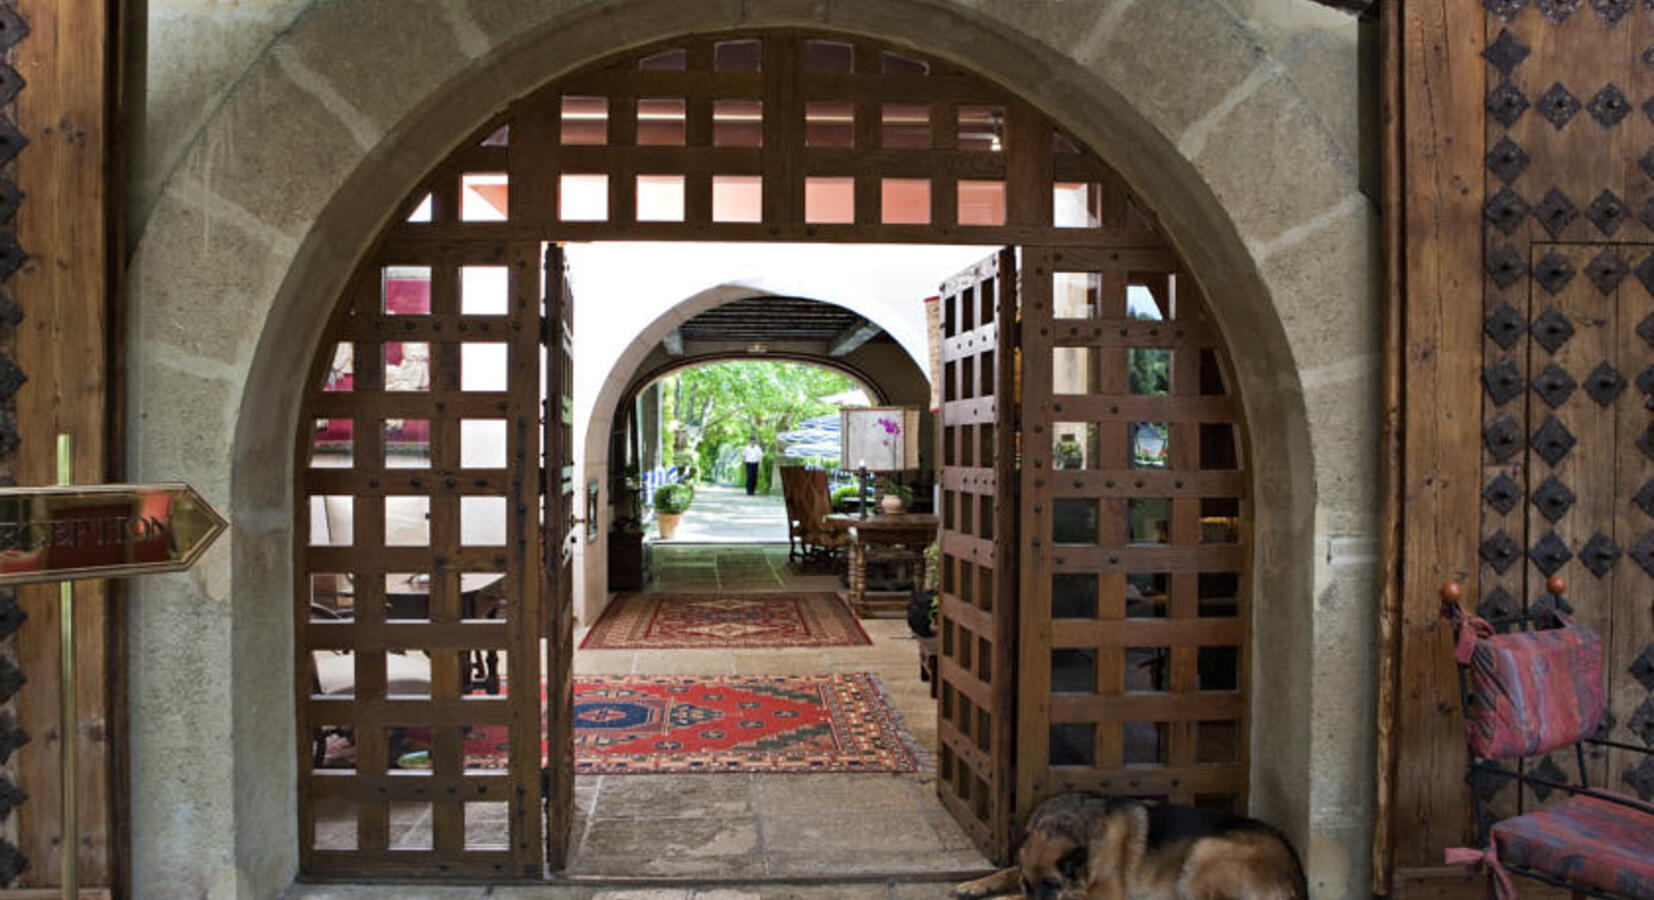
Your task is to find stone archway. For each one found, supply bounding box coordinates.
[127,2,1374,896]
[578,282,933,622]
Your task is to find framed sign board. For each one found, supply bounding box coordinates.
[840,407,922,472]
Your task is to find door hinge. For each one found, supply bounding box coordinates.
[540,766,550,799]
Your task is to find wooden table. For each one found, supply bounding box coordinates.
[385,573,508,694]
[823,512,938,618]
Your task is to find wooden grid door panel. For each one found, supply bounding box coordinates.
[1016,247,1250,818]
[935,248,1019,863]
[386,32,1151,248]
[542,244,576,869]
[297,240,546,878]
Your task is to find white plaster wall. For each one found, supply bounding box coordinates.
[125,2,1375,897]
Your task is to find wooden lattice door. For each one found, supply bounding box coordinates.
[1015,247,1251,818]
[297,240,548,878]
[542,244,576,868]
[935,248,1019,863]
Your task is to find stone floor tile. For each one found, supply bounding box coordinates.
[760,808,944,855]
[628,650,738,675]
[751,773,923,815]
[764,848,986,877]
[573,815,761,869]
[594,773,754,819]
[695,885,887,900]
[575,651,639,674]
[283,886,487,899]
[919,806,979,851]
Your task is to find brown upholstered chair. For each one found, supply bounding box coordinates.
[779,466,810,561]
[796,468,849,565]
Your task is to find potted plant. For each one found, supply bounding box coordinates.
[652,482,694,539]
[878,479,914,515]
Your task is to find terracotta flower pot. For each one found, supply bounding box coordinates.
[656,511,683,539]
[879,494,906,515]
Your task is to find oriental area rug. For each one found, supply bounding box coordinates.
[578,592,872,650]
[328,673,920,775]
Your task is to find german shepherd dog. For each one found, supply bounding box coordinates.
[953,793,1307,900]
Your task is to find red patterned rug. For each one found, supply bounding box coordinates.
[324,673,920,774]
[579,592,871,649]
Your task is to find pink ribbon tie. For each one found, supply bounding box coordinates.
[1446,844,1518,900]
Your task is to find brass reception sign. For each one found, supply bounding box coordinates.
[0,484,227,585]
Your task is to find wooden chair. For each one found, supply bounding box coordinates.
[1440,576,1654,899]
[779,466,809,561]
[794,469,848,566]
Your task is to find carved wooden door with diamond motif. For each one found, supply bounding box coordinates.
[1389,1,1654,886]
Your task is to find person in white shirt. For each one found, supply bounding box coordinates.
[742,438,763,495]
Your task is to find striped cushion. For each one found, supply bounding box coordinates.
[1493,793,1654,899]
[1464,624,1604,759]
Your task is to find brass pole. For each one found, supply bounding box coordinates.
[55,433,76,900]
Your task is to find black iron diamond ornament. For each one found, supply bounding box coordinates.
[1485,302,1526,349]
[1531,416,1577,465]
[1531,363,1577,408]
[1630,643,1654,691]
[1631,695,1654,747]
[1626,756,1654,802]
[1588,85,1632,128]
[1477,586,1520,623]
[1592,0,1634,24]
[1483,414,1525,463]
[1580,532,1621,577]
[1533,250,1576,294]
[0,712,26,766]
[1485,187,1530,236]
[1488,82,1531,128]
[1585,195,1630,239]
[1529,756,1568,800]
[1481,529,1515,572]
[1637,258,1654,298]
[1487,244,1527,289]
[1583,361,1627,406]
[1533,188,1578,238]
[1531,475,1576,523]
[1537,82,1581,129]
[1584,246,1628,291]
[1483,360,1524,406]
[1480,530,1522,574]
[1487,137,1531,184]
[1635,479,1654,518]
[1529,531,1574,576]
[1483,472,1522,515]
[1485,0,1528,17]
[1631,532,1654,576]
[1538,0,1583,22]
[1483,29,1532,79]
[1531,308,1575,353]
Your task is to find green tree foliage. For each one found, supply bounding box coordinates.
[657,361,860,491]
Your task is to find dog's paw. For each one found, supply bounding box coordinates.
[952,867,1021,899]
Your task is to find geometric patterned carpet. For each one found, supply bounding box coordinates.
[579,592,871,650]
[570,673,919,774]
[332,673,921,775]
